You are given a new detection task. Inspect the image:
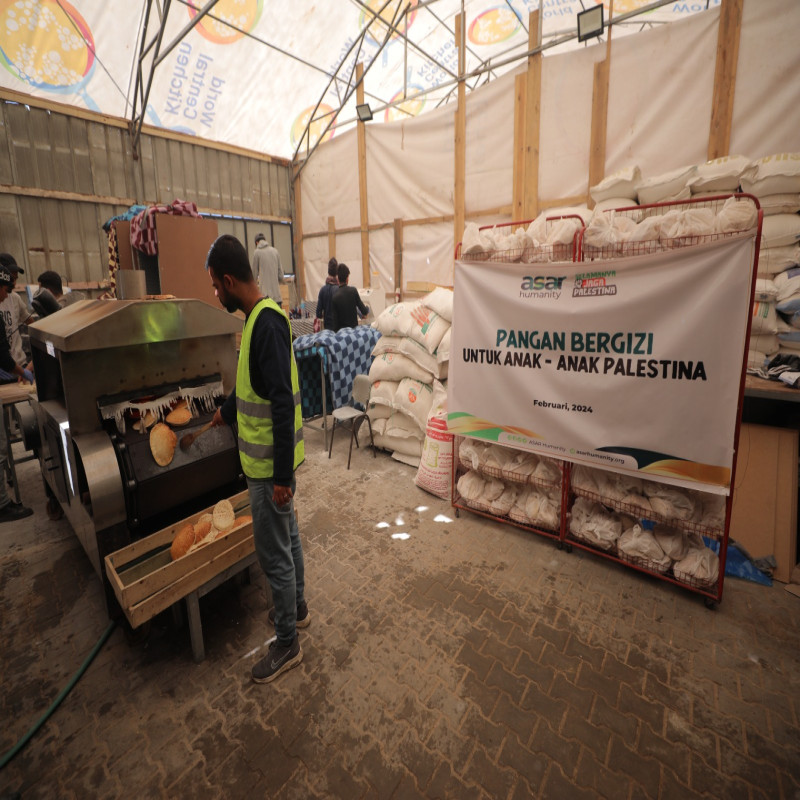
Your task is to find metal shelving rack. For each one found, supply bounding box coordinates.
[452,195,763,606]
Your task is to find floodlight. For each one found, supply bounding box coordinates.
[356,103,373,122]
[577,5,604,42]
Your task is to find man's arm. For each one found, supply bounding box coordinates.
[355,288,369,318]
[250,310,295,487]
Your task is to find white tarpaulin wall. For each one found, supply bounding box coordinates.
[0,1,725,161]
[299,0,800,299]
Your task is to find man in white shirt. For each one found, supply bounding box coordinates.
[251,233,285,307]
[0,253,33,371]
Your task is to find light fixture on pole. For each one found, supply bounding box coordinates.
[577,4,604,42]
[356,103,373,122]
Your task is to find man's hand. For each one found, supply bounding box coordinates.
[273,484,293,507]
[211,408,226,427]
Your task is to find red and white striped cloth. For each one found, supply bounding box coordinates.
[130,199,201,256]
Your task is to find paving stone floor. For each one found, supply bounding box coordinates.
[1,425,799,799]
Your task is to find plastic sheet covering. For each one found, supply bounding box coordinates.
[604,10,719,182]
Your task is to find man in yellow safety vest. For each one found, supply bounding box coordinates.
[207,234,308,684]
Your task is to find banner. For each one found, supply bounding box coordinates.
[447,234,757,494]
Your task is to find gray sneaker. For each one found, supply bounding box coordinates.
[268,600,310,629]
[251,636,302,684]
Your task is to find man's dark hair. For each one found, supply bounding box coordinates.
[255,232,266,243]
[337,263,350,284]
[38,270,63,296]
[327,257,338,277]
[205,235,253,282]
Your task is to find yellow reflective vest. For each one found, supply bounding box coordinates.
[236,298,304,479]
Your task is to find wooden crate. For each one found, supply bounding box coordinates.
[105,490,255,629]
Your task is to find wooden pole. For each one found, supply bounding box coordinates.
[394,217,403,300]
[356,62,371,287]
[327,216,336,262]
[588,1,614,206]
[453,12,466,269]
[522,11,542,220]
[708,0,743,161]
[512,73,527,221]
[292,166,306,301]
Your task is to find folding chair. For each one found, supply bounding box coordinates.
[327,374,376,469]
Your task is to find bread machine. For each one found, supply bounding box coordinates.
[27,298,246,615]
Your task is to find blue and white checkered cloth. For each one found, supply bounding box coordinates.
[293,326,381,418]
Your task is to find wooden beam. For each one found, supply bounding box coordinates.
[708,0,744,160]
[588,2,613,204]
[393,218,403,298]
[453,12,466,260]
[356,63,371,287]
[0,184,292,226]
[0,183,135,207]
[292,167,306,300]
[540,195,591,211]
[522,11,542,220]
[512,73,527,221]
[0,88,289,165]
[327,216,336,261]
[301,205,514,241]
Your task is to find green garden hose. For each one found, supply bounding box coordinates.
[0,620,116,771]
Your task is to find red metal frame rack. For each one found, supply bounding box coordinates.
[450,195,763,606]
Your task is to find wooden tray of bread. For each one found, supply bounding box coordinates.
[104,490,254,629]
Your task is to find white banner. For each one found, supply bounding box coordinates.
[447,234,757,493]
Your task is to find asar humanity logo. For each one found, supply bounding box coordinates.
[520,275,566,300]
[573,269,618,298]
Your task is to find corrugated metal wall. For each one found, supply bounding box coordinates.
[0,98,292,287]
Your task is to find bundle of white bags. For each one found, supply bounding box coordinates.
[571,464,726,531]
[568,496,720,585]
[457,468,562,531]
[367,287,452,463]
[461,208,587,264]
[453,440,563,530]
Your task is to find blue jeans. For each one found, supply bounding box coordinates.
[247,476,305,646]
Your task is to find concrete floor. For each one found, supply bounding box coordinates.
[1,423,799,799]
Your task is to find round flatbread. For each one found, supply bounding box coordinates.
[212,499,235,532]
[166,406,192,426]
[170,522,196,561]
[150,423,177,467]
[194,516,213,542]
[232,514,252,530]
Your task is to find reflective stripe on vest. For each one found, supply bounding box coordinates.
[236,298,305,479]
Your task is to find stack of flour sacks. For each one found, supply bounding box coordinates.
[366,288,452,462]
[587,153,800,369]
[455,440,563,532]
[569,465,723,587]
[745,156,800,366]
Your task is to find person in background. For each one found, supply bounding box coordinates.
[0,264,34,523]
[206,234,309,684]
[315,258,339,331]
[330,263,370,332]
[251,232,285,308]
[37,270,86,308]
[0,253,34,372]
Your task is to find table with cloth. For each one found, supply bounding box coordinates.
[292,326,381,422]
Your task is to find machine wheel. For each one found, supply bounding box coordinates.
[703,597,718,610]
[46,497,64,521]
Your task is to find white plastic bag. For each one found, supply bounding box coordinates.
[617,524,671,573]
